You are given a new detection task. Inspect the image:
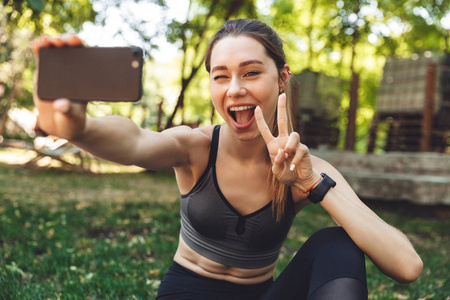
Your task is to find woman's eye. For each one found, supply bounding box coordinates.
[213,75,227,80]
[245,71,260,77]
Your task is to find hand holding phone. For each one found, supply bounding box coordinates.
[32,35,88,140]
[32,34,144,140]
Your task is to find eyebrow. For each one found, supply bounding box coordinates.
[211,59,264,73]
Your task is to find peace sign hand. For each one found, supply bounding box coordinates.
[255,93,321,192]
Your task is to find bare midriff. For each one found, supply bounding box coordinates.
[173,235,277,285]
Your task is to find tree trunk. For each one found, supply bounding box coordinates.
[421,63,436,152]
[306,1,318,70]
[210,104,215,124]
[0,82,17,137]
[345,72,359,151]
[165,79,188,129]
[344,1,360,151]
[156,98,164,132]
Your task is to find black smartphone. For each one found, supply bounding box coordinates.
[37,46,143,102]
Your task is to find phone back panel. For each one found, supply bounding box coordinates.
[38,47,143,102]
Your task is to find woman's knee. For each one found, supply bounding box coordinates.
[269,227,367,300]
[303,227,361,255]
[307,227,367,286]
[310,227,365,263]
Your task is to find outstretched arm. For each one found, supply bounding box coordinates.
[32,34,197,170]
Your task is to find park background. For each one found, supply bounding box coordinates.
[1,0,449,299]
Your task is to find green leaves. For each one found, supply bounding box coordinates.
[26,0,44,11]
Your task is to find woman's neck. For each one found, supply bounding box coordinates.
[220,124,270,165]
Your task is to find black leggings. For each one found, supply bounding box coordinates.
[156,227,368,300]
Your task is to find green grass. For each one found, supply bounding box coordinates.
[0,159,448,299]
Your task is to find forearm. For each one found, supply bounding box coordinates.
[320,188,423,283]
[70,115,144,165]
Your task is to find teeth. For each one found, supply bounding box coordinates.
[229,105,255,112]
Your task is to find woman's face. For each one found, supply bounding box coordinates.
[209,35,289,141]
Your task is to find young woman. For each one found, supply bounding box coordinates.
[33,19,422,300]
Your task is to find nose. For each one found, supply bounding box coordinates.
[227,78,247,98]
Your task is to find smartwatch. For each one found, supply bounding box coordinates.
[307,173,336,204]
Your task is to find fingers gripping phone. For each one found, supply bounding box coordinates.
[37,47,143,102]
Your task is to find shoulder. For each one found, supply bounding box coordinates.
[170,125,216,193]
[161,125,214,148]
[196,125,216,141]
[166,125,215,167]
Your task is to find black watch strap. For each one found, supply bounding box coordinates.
[307,173,336,204]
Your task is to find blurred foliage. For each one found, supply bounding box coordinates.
[0,0,96,135]
[261,0,449,151]
[1,0,449,151]
[84,0,168,58]
[4,0,95,35]
[163,0,258,128]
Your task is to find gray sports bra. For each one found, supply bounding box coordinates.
[180,125,296,269]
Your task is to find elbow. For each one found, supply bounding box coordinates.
[396,255,423,284]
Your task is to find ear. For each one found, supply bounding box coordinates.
[278,64,291,92]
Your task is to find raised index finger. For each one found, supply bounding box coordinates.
[255,106,274,145]
[277,93,289,137]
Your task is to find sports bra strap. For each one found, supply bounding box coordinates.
[207,125,221,167]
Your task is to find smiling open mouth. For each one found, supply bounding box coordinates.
[229,105,256,125]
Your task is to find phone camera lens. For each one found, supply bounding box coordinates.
[131,47,142,58]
